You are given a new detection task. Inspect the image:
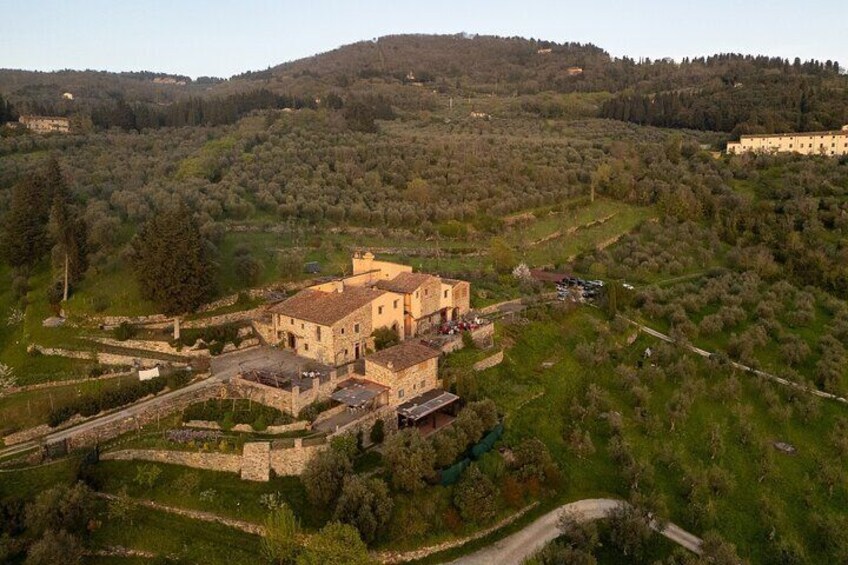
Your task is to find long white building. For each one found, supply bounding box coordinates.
[727,125,848,156]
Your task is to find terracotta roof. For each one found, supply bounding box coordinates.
[441,278,467,287]
[376,272,437,294]
[367,340,440,371]
[268,287,385,326]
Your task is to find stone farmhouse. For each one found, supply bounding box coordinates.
[727,125,848,156]
[235,338,460,437]
[266,253,470,367]
[19,115,70,134]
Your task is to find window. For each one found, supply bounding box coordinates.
[415,291,419,298]
[398,389,404,399]
[424,288,429,296]
[394,299,399,309]
[354,323,360,333]
[378,305,383,315]
[420,380,425,389]
[291,318,294,325]
[341,328,345,335]
[316,327,321,341]
[444,290,449,298]
[304,343,309,351]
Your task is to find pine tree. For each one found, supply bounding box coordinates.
[130,204,215,314]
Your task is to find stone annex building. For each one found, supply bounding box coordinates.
[727,125,848,156]
[267,252,471,367]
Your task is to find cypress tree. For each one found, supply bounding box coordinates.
[131,204,215,314]
[1,174,51,268]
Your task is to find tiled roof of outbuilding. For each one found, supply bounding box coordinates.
[366,340,440,371]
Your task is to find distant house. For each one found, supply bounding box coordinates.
[152,77,187,85]
[469,111,490,119]
[566,67,584,76]
[537,48,552,55]
[62,92,74,100]
[727,126,848,157]
[19,115,70,134]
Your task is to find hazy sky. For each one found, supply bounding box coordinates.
[2,0,846,78]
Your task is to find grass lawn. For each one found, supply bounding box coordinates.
[90,460,329,529]
[0,264,98,384]
[89,502,263,564]
[0,457,81,499]
[0,373,138,434]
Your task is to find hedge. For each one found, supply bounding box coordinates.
[48,371,191,428]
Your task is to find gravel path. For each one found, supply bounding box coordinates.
[447,498,702,565]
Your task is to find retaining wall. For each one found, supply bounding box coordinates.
[101,438,325,480]
[101,449,243,474]
[473,350,504,372]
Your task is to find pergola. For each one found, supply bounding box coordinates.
[397,389,460,429]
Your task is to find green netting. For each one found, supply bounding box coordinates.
[471,423,504,460]
[440,457,471,486]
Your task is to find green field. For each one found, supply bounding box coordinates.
[466,305,848,563]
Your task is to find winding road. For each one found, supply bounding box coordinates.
[447,499,702,565]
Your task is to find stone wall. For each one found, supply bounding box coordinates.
[100,449,243,474]
[313,404,349,426]
[100,439,326,481]
[183,420,309,434]
[269,438,326,476]
[230,377,293,414]
[439,322,494,354]
[230,371,345,418]
[473,350,504,372]
[241,442,270,481]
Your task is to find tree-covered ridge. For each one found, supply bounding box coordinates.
[4,34,846,136]
[600,72,848,134]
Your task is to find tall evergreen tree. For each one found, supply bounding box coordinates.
[0,174,51,268]
[130,204,215,314]
[45,159,88,301]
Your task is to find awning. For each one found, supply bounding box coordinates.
[331,379,388,408]
[397,389,460,421]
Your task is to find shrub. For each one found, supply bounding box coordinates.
[252,414,267,432]
[302,449,353,506]
[333,476,393,544]
[48,376,173,428]
[369,419,385,444]
[92,294,111,313]
[372,326,400,351]
[113,321,137,341]
[46,280,64,306]
[453,464,499,524]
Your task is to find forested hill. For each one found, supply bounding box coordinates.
[1,33,847,134]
